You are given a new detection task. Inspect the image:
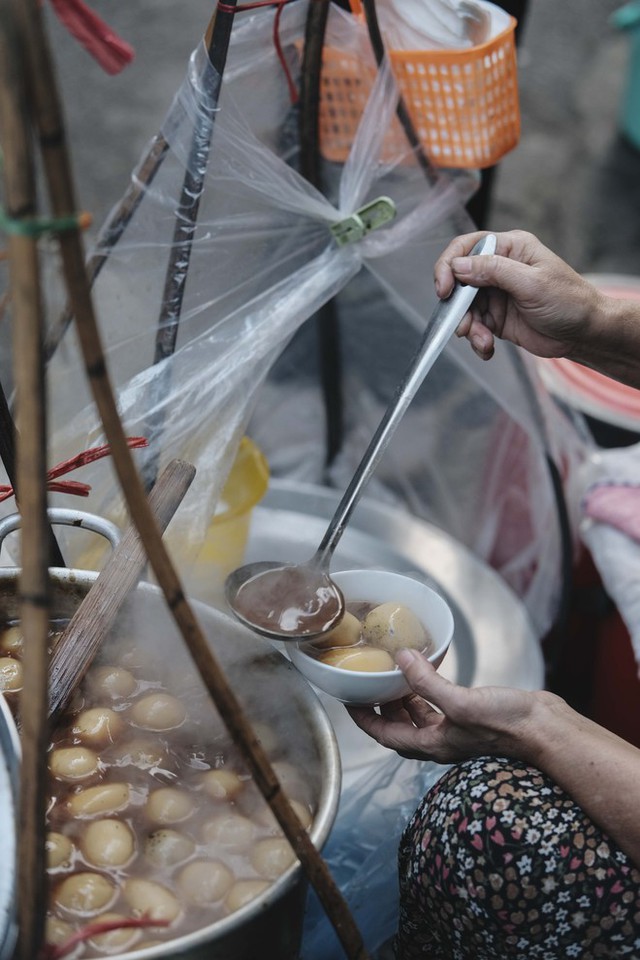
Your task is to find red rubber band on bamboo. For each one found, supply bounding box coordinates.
[0,437,148,503]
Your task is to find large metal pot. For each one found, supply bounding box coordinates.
[0,562,341,960]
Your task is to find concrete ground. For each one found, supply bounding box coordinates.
[491,0,640,276]
[43,0,640,278]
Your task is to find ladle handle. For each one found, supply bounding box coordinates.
[315,234,496,566]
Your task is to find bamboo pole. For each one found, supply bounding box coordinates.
[11,1,370,957]
[146,0,239,486]
[154,0,237,366]
[299,0,346,471]
[0,10,52,958]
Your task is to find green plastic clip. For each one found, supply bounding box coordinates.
[330,196,396,247]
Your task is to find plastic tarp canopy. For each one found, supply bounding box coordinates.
[34,1,588,644]
[1,3,593,957]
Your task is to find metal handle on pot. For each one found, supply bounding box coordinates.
[0,508,121,557]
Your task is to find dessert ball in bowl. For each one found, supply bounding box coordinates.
[288,569,454,706]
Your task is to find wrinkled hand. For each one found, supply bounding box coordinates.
[434,229,602,361]
[347,648,547,765]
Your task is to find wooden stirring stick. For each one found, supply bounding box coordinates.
[48,457,195,723]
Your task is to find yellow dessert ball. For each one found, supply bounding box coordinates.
[362,602,426,654]
[318,645,395,672]
[311,611,361,650]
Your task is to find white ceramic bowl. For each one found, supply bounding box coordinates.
[288,569,454,706]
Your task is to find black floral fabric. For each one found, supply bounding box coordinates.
[396,756,640,959]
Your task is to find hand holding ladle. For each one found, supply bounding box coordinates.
[225,234,497,642]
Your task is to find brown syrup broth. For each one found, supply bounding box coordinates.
[234,567,342,636]
[0,620,315,956]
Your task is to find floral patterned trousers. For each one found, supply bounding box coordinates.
[396,757,640,959]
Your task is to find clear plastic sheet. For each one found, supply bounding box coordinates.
[35,1,588,640]
[302,751,449,959]
[1,3,593,956]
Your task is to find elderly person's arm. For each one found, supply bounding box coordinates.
[435,229,640,389]
[348,650,640,869]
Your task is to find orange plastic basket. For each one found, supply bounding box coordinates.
[319,0,520,169]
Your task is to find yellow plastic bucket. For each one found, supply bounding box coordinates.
[187,436,270,588]
[73,437,269,603]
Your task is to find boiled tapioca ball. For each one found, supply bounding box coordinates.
[201,769,244,801]
[54,872,117,915]
[129,693,186,731]
[144,829,195,868]
[225,879,270,913]
[45,916,74,946]
[72,707,124,747]
[88,912,142,953]
[46,832,75,870]
[146,787,195,825]
[250,837,296,880]
[66,783,130,819]
[81,819,135,868]
[123,878,181,924]
[0,657,22,691]
[177,860,234,906]
[201,812,256,851]
[87,665,137,700]
[49,746,99,782]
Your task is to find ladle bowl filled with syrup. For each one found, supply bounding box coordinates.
[225,561,345,642]
[224,236,496,642]
[287,569,454,706]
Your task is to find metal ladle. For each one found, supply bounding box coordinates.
[225,234,497,642]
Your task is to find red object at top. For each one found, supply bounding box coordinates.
[48,0,134,74]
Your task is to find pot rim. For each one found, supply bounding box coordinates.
[0,569,342,959]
